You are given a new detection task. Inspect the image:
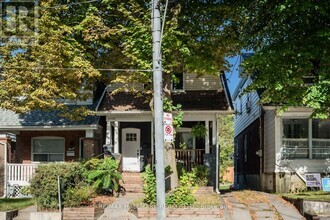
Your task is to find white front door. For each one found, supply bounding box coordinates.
[122,128,142,172]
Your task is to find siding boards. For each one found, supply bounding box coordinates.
[233,78,261,137]
[184,74,221,91]
[234,118,261,174]
[264,110,276,173]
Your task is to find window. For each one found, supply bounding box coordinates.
[246,94,251,113]
[172,73,184,90]
[32,138,65,162]
[126,133,137,141]
[282,119,309,159]
[312,119,330,159]
[243,135,248,162]
[282,119,330,159]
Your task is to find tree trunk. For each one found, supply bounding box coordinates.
[163,72,179,189]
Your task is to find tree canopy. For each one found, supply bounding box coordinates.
[223,0,330,118]
[0,0,232,115]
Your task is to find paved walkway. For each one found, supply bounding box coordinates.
[222,191,305,220]
[98,191,305,220]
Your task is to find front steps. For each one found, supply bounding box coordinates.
[121,172,144,193]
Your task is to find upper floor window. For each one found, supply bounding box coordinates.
[282,119,330,159]
[172,73,184,90]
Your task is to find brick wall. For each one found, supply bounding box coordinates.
[16,130,86,163]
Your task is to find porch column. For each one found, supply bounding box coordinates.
[212,119,217,146]
[205,121,210,154]
[114,121,119,154]
[151,121,154,164]
[106,120,112,145]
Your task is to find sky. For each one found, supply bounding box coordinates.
[225,56,241,97]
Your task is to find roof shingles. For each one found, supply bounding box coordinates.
[98,90,229,112]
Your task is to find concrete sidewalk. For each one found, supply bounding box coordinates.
[222,191,305,220]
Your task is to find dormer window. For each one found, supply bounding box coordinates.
[172,73,184,90]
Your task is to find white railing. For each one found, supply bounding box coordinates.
[282,138,309,159]
[312,139,330,159]
[7,163,38,183]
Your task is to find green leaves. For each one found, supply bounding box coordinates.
[222,0,330,118]
[85,157,122,194]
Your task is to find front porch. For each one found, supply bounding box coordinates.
[100,111,222,190]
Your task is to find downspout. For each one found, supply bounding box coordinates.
[215,114,220,194]
[259,105,264,191]
[1,142,7,198]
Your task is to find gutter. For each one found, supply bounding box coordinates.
[220,72,234,111]
[215,113,220,194]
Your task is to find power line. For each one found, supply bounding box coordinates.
[2,66,153,72]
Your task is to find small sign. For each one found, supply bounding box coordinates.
[66,151,75,157]
[322,178,330,192]
[164,125,174,142]
[305,173,321,188]
[163,112,173,125]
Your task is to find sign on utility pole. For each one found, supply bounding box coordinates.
[164,113,173,143]
[152,0,166,219]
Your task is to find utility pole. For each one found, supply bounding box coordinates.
[152,0,166,219]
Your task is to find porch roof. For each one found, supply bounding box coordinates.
[0,106,99,128]
[97,89,230,112]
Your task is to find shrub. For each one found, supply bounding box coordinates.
[166,172,196,206]
[192,165,209,186]
[30,162,87,210]
[63,184,95,207]
[141,165,156,205]
[86,157,122,195]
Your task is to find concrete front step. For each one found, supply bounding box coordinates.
[121,172,144,193]
[122,184,144,193]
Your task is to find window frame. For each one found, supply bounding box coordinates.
[31,136,65,163]
[281,118,330,160]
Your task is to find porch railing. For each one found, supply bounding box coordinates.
[7,163,38,183]
[175,149,205,171]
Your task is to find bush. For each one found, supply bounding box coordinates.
[30,162,87,210]
[63,184,95,207]
[192,165,209,186]
[86,157,122,195]
[166,172,196,206]
[141,165,156,205]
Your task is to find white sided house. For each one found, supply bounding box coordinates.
[232,55,330,193]
[96,73,233,189]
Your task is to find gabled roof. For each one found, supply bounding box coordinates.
[0,105,99,129]
[97,89,230,112]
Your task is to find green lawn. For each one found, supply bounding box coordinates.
[281,191,330,202]
[0,198,34,211]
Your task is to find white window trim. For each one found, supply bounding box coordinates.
[282,118,330,160]
[31,136,65,162]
